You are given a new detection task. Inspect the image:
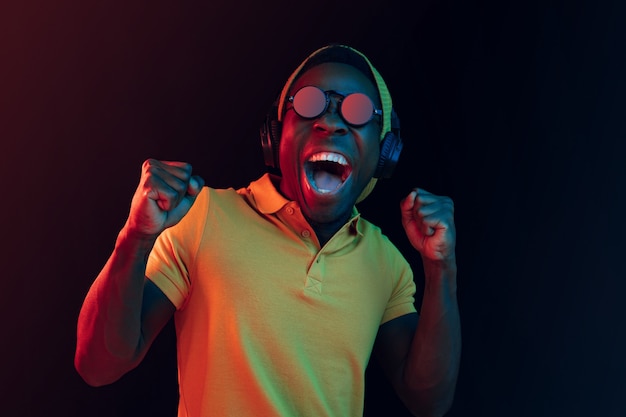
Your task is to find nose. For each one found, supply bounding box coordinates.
[313,97,348,135]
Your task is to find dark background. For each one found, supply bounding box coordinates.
[1,0,625,416]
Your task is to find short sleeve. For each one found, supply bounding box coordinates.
[381,255,417,324]
[146,187,210,310]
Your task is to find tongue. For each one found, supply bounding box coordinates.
[314,171,342,192]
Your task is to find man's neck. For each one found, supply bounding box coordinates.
[307,214,351,248]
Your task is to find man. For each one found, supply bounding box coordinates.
[75,44,461,417]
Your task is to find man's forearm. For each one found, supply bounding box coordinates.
[74,227,156,386]
[403,257,461,417]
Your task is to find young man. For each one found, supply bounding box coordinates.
[75,44,461,417]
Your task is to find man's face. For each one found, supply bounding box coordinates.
[278,62,381,225]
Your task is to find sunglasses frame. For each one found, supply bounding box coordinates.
[287,85,382,127]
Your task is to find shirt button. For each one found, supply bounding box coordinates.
[286,207,295,215]
[301,229,311,238]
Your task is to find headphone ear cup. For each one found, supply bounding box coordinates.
[260,104,281,170]
[374,131,403,179]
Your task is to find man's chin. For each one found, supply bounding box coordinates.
[301,205,351,227]
[301,180,358,220]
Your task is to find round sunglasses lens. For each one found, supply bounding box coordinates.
[293,86,327,118]
[341,93,374,126]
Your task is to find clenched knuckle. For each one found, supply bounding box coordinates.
[173,177,187,194]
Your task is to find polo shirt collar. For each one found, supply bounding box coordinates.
[247,173,364,236]
[247,173,290,214]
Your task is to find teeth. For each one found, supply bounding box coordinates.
[308,152,348,166]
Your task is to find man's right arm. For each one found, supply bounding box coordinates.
[74,159,204,386]
[74,230,175,386]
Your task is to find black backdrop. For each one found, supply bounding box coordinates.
[2,1,625,416]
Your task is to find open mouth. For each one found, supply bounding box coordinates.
[304,152,352,194]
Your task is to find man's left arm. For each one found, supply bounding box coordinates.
[374,188,461,417]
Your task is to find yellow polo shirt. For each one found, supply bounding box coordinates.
[146,173,417,417]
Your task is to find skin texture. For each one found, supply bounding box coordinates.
[75,60,461,417]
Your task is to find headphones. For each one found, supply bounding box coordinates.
[260,102,403,179]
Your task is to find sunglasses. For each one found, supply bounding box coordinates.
[287,85,382,127]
